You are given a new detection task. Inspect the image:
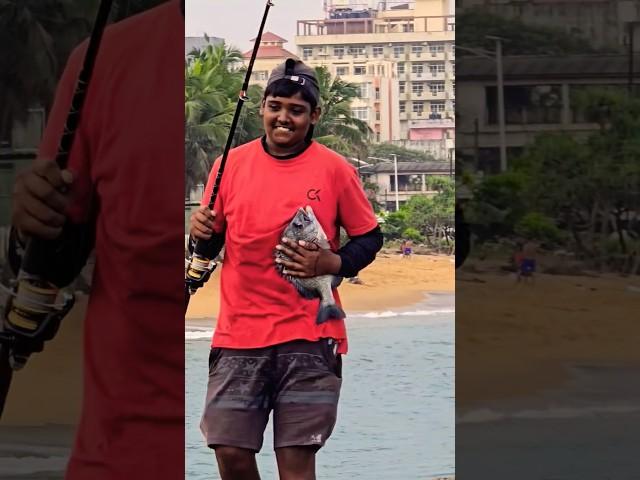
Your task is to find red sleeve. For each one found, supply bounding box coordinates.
[336,162,379,236]
[201,156,226,233]
[38,43,94,223]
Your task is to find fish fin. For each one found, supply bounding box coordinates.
[316,304,346,324]
[290,277,318,300]
[331,276,343,288]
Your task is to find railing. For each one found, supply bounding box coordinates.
[297,15,455,37]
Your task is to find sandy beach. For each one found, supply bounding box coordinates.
[1,252,453,427]
[457,260,640,408]
[185,251,455,322]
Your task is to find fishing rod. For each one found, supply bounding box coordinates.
[185,0,274,310]
[0,0,114,419]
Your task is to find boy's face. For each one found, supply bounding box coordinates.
[260,92,320,150]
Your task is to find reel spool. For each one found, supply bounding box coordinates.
[1,274,75,370]
[185,254,216,295]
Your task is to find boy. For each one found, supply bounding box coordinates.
[189,59,383,480]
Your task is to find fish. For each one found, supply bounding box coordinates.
[275,206,345,324]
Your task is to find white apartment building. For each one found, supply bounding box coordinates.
[294,0,455,159]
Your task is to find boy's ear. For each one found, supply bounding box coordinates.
[310,106,321,125]
[259,98,265,115]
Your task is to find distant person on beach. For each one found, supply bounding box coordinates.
[516,240,537,283]
[403,239,413,259]
[189,59,383,480]
[8,1,184,478]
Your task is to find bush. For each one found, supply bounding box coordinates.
[515,212,564,245]
[402,227,424,243]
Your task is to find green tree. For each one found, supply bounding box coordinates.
[185,43,264,193]
[313,66,371,159]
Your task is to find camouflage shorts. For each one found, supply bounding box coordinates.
[200,338,342,452]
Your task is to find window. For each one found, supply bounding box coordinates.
[254,71,268,81]
[356,83,369,98]
[429,43,445,54]
[412,63,424,76]
[487,84,563,125]
[302,47,312,59]
[376,110,381,121]
[429,62,445,74]
[399,101,406,113]
[429,81,445,94]
[397,63,405,75]
[351,107,369,121]
[402,23,414,32]
[412,102,425,114]
[354,66,366,75]
[375,87,380,100]
[399,81,406,94]
[430,101,445,113]
[336,66,349,76]
[412,82,424,95]
[411,45,423,55]
[373,45,384,56]
[393,46,404,58]
[334,46,344,57]
[348,45,366,56]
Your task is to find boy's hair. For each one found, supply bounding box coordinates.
[263,78,318,110]
[263,79,318,142]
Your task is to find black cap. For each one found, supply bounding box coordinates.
[266,58,320,105]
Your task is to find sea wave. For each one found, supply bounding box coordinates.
[185,308,454,340]
[350,308,455,319]
[457,404,640,424]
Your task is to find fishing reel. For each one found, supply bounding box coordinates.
[0,274,75,370]
[185,252,217,295]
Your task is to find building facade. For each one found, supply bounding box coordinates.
[244,32,300,88]
[459,0,640,52]
[456,54,637,172]
[185,35,223,56]
[361,160,452,210]
[294,0,455,159]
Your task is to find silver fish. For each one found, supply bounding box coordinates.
[275,206,345,324]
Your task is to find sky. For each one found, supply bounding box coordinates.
[185,0,326,52]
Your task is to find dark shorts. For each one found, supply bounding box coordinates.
[520,258,536,275]
[200,339,342,452]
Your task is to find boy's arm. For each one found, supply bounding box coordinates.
[336,226,383,278]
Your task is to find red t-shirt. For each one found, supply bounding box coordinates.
[37,2,184,478]
[201,139,378,355]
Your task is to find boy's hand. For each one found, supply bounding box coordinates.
[275,237,341,278]
[12,158,73,240]
[190,206,216,240]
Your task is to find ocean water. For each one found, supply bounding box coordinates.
[185,294,455,480]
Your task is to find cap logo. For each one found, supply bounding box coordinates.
[285,75,306,85]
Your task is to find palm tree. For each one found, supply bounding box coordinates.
[185,43,264,194]
[313,66,372,159]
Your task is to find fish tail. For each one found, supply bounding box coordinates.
[316,303,345,324]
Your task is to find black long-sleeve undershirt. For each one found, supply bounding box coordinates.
[189,225,383,278]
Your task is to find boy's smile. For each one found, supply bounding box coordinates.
[261,92,320,156]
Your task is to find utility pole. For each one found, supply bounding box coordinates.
[391,153,399,211]
[487,36,507,172]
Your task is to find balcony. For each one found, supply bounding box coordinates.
[410,72,426,82]
[410,90,426,100]
[428,90,447,100]
[427,70,446,81]
[426,51,446,61]
[296,15,454,37]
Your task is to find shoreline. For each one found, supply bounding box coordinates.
[185,253,455,323]
[457,265,640,408]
